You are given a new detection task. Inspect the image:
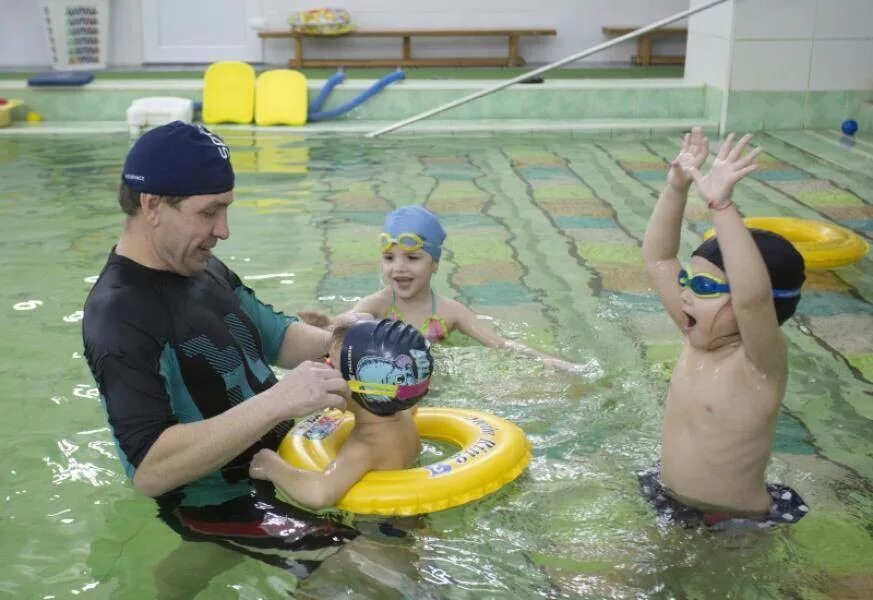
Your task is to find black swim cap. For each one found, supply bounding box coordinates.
[692,229,805,324]
[339,319,433,416]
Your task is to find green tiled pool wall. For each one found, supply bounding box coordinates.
[8,87,202,122]
[324,86,707,120]
[725,89,873,132]
[7,84,707,122]
[860,101,873,132]
[6,83,870,132]
[704,85,722,123]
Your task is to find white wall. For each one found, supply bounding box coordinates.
[0,0,689,67]
[0,0,144,68]
[729,0,873,91]
[684,0,733,88]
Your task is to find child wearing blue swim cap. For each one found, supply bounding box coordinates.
[249,317,430,510]
[300,204,593,373]
[640,127,808,530]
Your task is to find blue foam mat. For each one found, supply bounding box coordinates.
[27,71,94,87]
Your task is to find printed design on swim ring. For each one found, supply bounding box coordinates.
[703,217,868,270]
[278,407,532,516]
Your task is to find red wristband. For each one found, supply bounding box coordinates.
[707,199,734,211]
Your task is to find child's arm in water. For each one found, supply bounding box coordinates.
[249,441,374,510]
[447,297,594,374]
[642,127,709,329]
[298,297,384,330]
[687,134,784,373]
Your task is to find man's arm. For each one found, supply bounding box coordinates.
[133,361,348,497]
[642,127,709,330]
[250,442,374,510]
[275,321,331,369]
[687,134,783,373]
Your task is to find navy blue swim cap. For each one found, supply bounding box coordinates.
[339,319,433,416]
[692,229,805,324]
[122,121,234,196]
[383,205,447,262]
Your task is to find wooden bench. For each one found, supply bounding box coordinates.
[258,29,557,68]
[601,27,687,66]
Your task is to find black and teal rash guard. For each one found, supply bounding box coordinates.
[83,250,297,508]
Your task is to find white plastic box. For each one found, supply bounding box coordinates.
[126,97,194,137]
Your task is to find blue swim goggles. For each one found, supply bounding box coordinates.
[678,268,801,299]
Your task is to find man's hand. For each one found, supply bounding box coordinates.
[271,360,348,419]
[667,126,709,191]
[689,132,761,208]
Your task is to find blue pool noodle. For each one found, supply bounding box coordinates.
[308,69,405,122]
[309,69,347,114]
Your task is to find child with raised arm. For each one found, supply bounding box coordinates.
[639,127,809,529]
[301,205,594,374]
[249,318,432,510]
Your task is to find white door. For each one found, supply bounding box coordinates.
[141,0,263,63]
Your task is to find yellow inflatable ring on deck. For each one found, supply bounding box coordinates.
[703,217,868,270]
[277,407,531,516]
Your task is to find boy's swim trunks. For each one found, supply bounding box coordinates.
[636,463,809,531]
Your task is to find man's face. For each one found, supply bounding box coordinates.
[152,191,233,276]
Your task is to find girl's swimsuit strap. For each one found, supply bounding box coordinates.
[385,290,445,341]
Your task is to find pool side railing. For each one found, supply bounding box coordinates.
[366,0,730,138]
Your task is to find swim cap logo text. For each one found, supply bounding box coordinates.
[197,125,230,159]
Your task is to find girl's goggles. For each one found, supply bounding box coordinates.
[380,232,433,253]
[348,379,430,400]
[678,268,800,299]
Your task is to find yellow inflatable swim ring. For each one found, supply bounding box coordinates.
[278,407,531,516]
[703,217,868,270]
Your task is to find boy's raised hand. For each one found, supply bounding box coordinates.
[688,133,762,209]
[667,126,709,191]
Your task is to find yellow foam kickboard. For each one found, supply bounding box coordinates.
[202,61,255,124]
[255,70,308,126]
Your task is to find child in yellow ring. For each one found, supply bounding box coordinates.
[302,205,596,374]
[249,317,429,510]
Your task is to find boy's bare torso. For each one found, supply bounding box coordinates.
[661,338,786,514]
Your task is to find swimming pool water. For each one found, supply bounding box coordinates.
[1,130,872,598]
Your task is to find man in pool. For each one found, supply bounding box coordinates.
[640,127,808,530]
[82,121,357,579]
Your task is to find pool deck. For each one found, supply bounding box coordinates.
[0,76,718,136]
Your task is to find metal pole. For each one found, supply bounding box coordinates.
[366,0,729,138]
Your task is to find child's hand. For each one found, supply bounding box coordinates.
[689,133,762,209]
[667,126,709,191]
[542,356,602,378]
[249,448,281,481]
[332,312,374,330]
[298,309,333,329]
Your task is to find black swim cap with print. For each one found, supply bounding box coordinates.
[339,319,434,416]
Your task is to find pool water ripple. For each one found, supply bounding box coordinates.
[1,131,871,598]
